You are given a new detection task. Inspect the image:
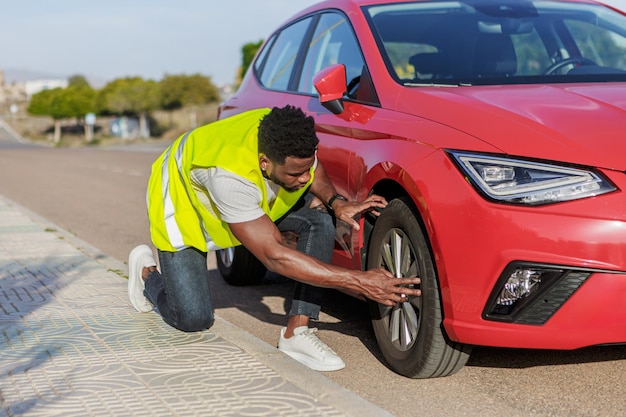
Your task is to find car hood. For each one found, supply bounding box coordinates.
[395,83,626,171]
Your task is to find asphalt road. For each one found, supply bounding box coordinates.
[1,137,625,417]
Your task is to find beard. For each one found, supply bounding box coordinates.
[263,170,301,192]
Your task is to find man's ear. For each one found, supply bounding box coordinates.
[259,154,270,171]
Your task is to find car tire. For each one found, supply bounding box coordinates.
[367,197,471,378]
[216,246,267,286]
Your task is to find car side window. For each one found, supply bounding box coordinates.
[297,12,366,99]
[257,17,312,91]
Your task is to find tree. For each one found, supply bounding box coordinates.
[238,40,263,86]
[97,77,160,138]
[160,73,220,110]
[28,89,62,142]
[68,74,91,89]
[160,73,220,129]
[27,86,95,143]
[66,85,96,120]
[66,85,97,141]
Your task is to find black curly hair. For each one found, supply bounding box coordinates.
[258,105,319,164]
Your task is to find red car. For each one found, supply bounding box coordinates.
[217,0,626,378]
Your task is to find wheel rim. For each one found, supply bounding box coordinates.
[376,228,421,352]
[219,248,235,268]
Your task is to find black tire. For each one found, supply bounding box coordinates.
[216,246,267,286]
[367,198,471,378]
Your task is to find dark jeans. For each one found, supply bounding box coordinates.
[144,194,336,332]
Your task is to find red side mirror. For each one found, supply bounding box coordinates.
[313,64,347,114]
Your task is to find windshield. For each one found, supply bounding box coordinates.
[363,0,626,86]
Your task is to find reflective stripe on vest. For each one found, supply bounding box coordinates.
[161,131,189,250]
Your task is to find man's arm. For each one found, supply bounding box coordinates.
[229,215,421,306]
[308,161,338,207]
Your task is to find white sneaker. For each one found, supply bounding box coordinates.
[128,245,157,313]
[278,326,346,371]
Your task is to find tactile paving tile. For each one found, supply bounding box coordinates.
[0,201,346,417]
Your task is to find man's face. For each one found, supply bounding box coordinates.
[260,154,314,192]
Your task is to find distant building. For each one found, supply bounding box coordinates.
[0,70,27,105]
[24,78,68,99]
[0,69,68,106]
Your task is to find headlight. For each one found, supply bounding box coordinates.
[448,151,617,205]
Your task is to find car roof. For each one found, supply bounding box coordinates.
[288,0,625,27]
[302,0,616,9]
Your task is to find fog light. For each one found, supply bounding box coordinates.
[484,262,593,324]
[492,268,557,314]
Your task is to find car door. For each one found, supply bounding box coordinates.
[292,11,379,269]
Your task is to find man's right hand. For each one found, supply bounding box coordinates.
[357,268,421,306]
[229,215,421,305]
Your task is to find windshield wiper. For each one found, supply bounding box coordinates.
[403,81,471,87]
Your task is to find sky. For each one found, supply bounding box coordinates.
[0,1,321,87]
[2,0,625,87]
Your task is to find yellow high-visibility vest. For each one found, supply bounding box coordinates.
[147,108,314,252]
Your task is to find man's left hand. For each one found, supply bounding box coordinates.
[332,194,387,231]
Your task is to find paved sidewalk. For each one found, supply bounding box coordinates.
[0,195,395,417]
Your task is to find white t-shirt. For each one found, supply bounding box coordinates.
[190,167,279,224]
[189,157,317,249]
[190,167,277,250]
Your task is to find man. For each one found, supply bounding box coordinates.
[128,105,420,371]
